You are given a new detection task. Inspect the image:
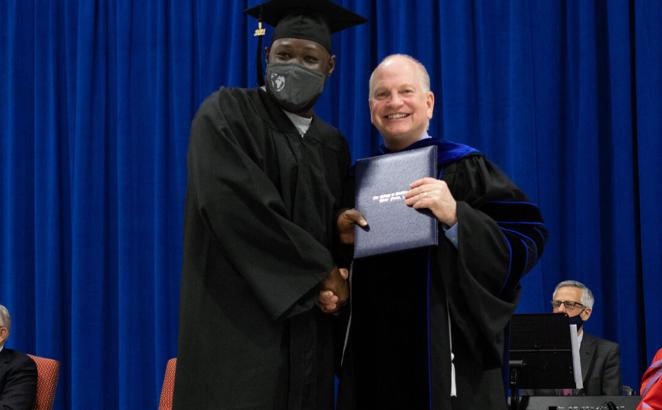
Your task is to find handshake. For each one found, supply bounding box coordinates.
[317,209,368,314]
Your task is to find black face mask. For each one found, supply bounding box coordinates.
[568,314,585,330]
[265,63,326,113]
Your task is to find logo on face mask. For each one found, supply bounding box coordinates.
[269,72,286,92]
[265,63,326,113]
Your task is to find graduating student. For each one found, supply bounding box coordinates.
[337,54,548,410]
[173,1,365,409]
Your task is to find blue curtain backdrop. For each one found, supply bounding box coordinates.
[1,0,661,408]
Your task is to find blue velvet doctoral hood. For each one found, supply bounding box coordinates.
[377,137,481,167]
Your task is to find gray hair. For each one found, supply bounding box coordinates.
[368,54,431,97]
[0,304,10,330]
[553,280,594,309]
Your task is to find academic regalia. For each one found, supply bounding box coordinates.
[173,87,351,410]
[337,137,548,410]
[174,1,365,408]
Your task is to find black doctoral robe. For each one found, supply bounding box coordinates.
[174,87,350,410]
[337,138,547,410]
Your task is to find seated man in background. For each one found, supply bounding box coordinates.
[0,304,37,410]
[549,280,621,395]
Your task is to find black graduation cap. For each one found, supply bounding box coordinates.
[244,0,367,85]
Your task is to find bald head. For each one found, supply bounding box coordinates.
[369,54,431,97]
[368,54,435,151]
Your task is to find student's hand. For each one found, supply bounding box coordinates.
[405,177,458,226]
[319,267,349,314]
[337,209,368,245]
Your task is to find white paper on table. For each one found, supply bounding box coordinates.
[569,324,583,389]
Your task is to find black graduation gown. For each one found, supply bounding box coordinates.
[173,87,350,410]
[337,138,547,410]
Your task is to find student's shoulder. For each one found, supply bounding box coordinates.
[199,87,260,111]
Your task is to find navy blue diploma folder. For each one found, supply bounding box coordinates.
[353,145,439,258]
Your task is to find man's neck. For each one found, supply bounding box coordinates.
[283,111,313,137]
[384,131,431,151]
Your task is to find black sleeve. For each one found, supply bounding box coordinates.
[445,155,548,364]
[333,163,356,269]
[186,93,335,320]
[453,156,547,295]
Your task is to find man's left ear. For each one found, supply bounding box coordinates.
[426,91,435,119]
[581,308,592,320]
[265,46,271,65]
[327,54,336,76]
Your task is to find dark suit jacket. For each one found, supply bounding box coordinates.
[0,348,37,410]
[522,332,621,396]
[580,332,621,395]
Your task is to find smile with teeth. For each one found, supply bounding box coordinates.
[385,113,410,119]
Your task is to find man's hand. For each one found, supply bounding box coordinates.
[337,209,368,245]
[405,177,458,226]
[319,267,349,314]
